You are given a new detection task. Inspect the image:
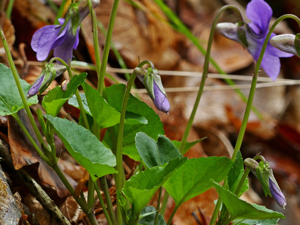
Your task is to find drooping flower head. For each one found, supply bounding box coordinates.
[134,65,170,114]
[270,33,300,57]
[216,0,293,80]
[27,63,66,98]
[31,0,99,64]
[244,157,287,208]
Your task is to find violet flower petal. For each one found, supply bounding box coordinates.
[153,82,170,114]
[31,25,61,61]
[27,74,45,98]
[269,178,286,208]
[246,0,272,37]
[53,27,80,63]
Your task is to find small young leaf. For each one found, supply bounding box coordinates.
[136,132,182,168]
[81,83,121,129]
[122,157,187,222]
[42,73,87,116]
[213,181,285,221]
[172,138,205,154]
[44,115,117,180]
[138,206,166,225]
[0,64,38,116]
[164,157,233,206]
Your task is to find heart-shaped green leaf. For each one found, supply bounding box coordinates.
[123,157,187,222]
[164,157,233,206]
[44,115,117,180]
[172,138,205,154]
[136,132,182,168]
[213,181,285,221]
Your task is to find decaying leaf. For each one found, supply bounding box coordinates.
[0,164,22,225]
[8,113,68,197]
[0,13,15,54]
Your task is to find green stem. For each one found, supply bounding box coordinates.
[210,14,300,225]
[55,0,68,24]
[115,72,137,224]
[179,5,243,154]
[87,176,95,209]
[166,204,180,225]
[50,57,90,130]
[6,0,15,19]
[87,0,103,94]
[0,29,48,151]
[221,217,233,225]
[51,164,100,225]
[99,177,118,225]
[160,191,169,218]
[97,0,120,94]
[94,181,114,225]
[154,187,163,225]
[13,114,51,165]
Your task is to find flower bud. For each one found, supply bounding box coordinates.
[244,156,286,208]
[134,66,170,114]
[270,34,299,56]
[27,63,66,98]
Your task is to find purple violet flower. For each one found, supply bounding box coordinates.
[31,0,99,64]
[216,0,293,80]
[269,178,286,209]
[152,82,170,114]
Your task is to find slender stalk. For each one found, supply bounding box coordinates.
[0,29,48,150]
[166,204,180,225]
[178,5,243,154]
[160,191,169,218]
[94,181,114,225]
[13,114,51,165]
[49,57,90,130]
[87,176,95,208]
[154,187,163,225]
[115,72,137,224]
[6,0,15,19]
[97,0,120,94]
[210,14,300,225]
[99,177,118,225]
[87,0,102,94]
[55,0,68,25]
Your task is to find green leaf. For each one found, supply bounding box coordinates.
[233,218,279,225]
[228,151,249,196]
[42,73,87,116]
[172,138,205,154]
[123,157,187,222]
[136,132,182,168]
[68,93,91,115]
[81,82,121,129]
[164,157,233,206]
[138,206,166,225]
[44,115,117,180]
[212,181,285,221]
[103,84,164,161]
[0,64,38,116]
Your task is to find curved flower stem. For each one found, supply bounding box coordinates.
[49,57,90,131]
[0,29,48,153]
[97,0,120,95]
[178,5,243,154]
[210,14,300,225]
[232,14,300,161]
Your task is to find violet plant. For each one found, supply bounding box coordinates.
[0,0,298,225]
